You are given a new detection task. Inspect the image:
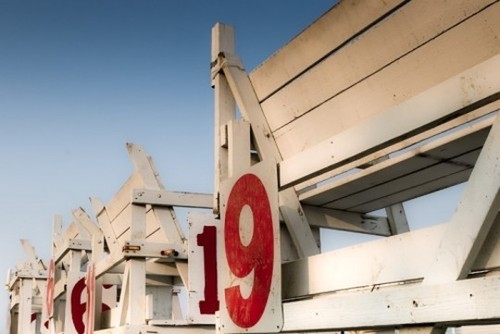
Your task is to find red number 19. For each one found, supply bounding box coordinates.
[224,173,274,328]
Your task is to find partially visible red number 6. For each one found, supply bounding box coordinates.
[224,173,274,328]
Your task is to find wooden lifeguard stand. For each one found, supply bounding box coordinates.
[212,0,500,333]
[6,240,47,334]
[84,143,216,333]
[41,209,117,334]
[5,1,500,333]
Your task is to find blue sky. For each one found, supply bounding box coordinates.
[0,0,336,327]
[0,0,466,329]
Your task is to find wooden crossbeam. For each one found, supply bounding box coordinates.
[281,276,500,331]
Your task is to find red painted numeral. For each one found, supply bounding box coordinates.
[197,225,219,314]
[224,173,274,328]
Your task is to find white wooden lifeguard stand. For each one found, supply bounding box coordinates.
[83,143,215,333]
[41,209,116,334]
[6,240,47,334]
[212,0,500,333]
[6,1,500,333]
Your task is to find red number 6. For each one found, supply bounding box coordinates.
[224,173,274,328]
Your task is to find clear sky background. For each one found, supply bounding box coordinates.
[0,0,465,330]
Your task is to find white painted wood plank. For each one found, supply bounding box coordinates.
[274,4,500,162]
[282,224,445,299]
[127,143,165,190]
[17,278,32,334]
[111,204,132,241]
[472,211,500,272]
[128,259,146,325]
[131,189,213,209]
[249,0,405,101]
[294,104,500,193]
[73,207,101,237]
[105,173,143,222]
[386,203,410,234]
[349,169,472,213]
[302,205,391,236]
[281,215,497,302]
[300,117,492,206]
[212,23,237,217]
[282,276,500,331]
[228,119,251,178]
[262,0,496,132]
[330,150,479,211]
[91,198,121,256]
[187,212,217,324]
[425,115,500,283]
[279,53,500,188]
[153,207,185,244]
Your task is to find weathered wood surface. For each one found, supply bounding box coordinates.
[255,0,500,162]
[299,118,493,212]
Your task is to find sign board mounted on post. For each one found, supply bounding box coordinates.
[219,161,282,333]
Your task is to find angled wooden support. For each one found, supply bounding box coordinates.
[386,203,410,234]
[90,197,122,259]
[425,115,500,284]
[302,205,391,236]
[211,23,320,258]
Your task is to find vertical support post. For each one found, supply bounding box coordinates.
[52,215,63,257]
[228,120,251,177]
[91,232,104,331]
[127,259,146,325]
[171,287,183,320]
[386,203,410,234]
[211,23,320,258]
[17,279,32,334]
[211,23,236,216]
[128,202,146,325]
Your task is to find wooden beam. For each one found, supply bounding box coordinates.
[274,2,500,161]
[127,143,164,190]
[299,114,494,207]
[249,0,406,101]
[211,24,236,217]
[293,101,500,193]
[261,0,495,133]
[283,213,500,301]
[227,119,251,177]
[90,197,121,256]
[132,189,213,209]
[279,54,500,188]
[302,205,391,236]
[281,276,500,331]
[386,203,410,234]
[282,224,445,299]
